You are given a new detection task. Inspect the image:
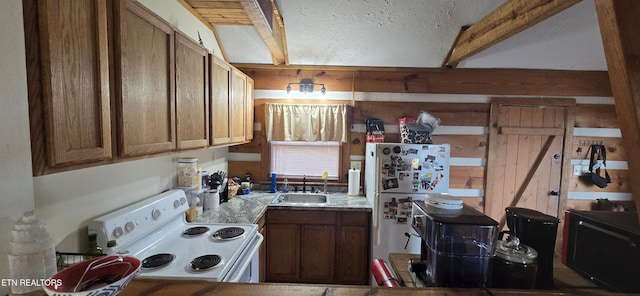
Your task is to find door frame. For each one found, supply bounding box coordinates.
[485,98,575,228]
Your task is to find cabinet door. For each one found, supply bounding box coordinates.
[210,56,231,145]
[337,211,370,284]
[37,0,112,166]
[266,224,299,282]
[245,76,254,141]
[230,68,246,143]
[337,225,369,284]
[300,225,336,283]
[175,32,208,149]
[115,0,175,156]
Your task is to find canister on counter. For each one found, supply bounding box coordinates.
[490,236,538,289]
[203,189,220,210]
[177,158,198,187]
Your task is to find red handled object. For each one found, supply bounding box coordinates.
[371,258,401,287]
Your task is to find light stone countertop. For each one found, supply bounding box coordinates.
[193,190,372,224]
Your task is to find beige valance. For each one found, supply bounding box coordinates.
[265,103,348,142]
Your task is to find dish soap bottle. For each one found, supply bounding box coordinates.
[83,231,103,260]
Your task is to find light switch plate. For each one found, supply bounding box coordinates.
[351,161,362,170]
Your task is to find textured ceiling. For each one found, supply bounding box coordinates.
[215,0,607,70]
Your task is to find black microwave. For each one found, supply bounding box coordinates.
[563,210,640,293]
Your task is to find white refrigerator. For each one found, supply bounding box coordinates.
[365,143,450,265]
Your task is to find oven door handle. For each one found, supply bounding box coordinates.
[225,233,263,282]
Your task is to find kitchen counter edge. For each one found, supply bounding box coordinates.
[193,191,371,224]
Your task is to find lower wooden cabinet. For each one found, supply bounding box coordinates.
[265,209,370,285]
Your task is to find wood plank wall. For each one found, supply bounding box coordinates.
[229,66,634,213]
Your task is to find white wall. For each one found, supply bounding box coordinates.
[0,1,35,294]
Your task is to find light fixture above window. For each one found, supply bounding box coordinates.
[286,79,326,96]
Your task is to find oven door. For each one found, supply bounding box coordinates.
[224,233,263,282]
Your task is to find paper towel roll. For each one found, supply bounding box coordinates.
[348,169,360,196]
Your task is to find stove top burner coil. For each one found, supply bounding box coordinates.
[212,227,245,240]
[183,226,210,236]
[189,254,223,271]
[142,253,175,269]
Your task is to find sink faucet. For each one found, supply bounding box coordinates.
[302,175,306,193]
[323,178,328,194]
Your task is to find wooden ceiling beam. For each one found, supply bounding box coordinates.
[594,0,640,216]
[444,0,582,68]
[239,0,287,65]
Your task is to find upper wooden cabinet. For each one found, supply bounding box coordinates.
[231,68,247,143]
[28,0,112,173]
[210,57,254,146]
[115,0,176,157]
[25,0,254,175]
[245,77,254,141]
[175,32,209,150]
[210,56,232,145]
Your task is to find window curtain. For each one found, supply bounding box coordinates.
[265,103,348,142]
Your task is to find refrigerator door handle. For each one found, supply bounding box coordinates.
[373,194,381,246]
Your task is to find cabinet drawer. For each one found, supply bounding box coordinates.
[339,211,369,226]
[267,210,336,225]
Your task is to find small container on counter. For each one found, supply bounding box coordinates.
[203,189,220,210]
[490,236,538,289]
[177,157,198,187]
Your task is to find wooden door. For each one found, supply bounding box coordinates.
[485,98,575,228]
[300,225,336,283]
[37,0,112,166]
[210,56,232,145]
[230,68,247,143]
[115,0,175,156]
[175,32,209,150]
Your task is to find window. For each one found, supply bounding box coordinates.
[270,141,340,179]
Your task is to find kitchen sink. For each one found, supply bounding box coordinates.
[271,193,330,205]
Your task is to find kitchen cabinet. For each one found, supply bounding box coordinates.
[210,57,254,145]
[265,209,370,285]
[175,32,209,150]
[336,211,370,284]
[115,0,176,156]
[230,68,247,143]
[26,0,112,174]
[25,0,255,175]
[245,77,254,141]
[209,56,232,145]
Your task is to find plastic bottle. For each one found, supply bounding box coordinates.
[270,172,277,193]
[8,211,57,294]
[282,175,289,193]
[83,231,104,260]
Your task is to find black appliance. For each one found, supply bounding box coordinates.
[564,210,640,293]
[503,207,559,290]
[411,198,499,288]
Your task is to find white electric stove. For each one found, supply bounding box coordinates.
[88,189,263,282]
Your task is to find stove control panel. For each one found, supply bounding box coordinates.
[88,189,190,253]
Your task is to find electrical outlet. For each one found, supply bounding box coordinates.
[350,161,362,170]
